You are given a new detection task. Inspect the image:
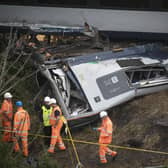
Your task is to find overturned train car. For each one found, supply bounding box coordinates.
[37,44,168,127]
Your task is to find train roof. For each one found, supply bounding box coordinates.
[67,44,168,67]
[44,44,168,75]
[45,44,168,71]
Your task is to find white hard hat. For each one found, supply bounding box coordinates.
[49,98,56,105]
[44,96,50,102]
[100,111,108,118]
[4,92,13,99]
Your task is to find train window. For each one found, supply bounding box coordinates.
[0,0,37,5]
[63,0,87,6]
[126,66,167,85]
[38,0,64,4]
[0,0,14,2]
[130,70,148,83]
[0,0,167,11]
[38,0,87,6]
[0,0,21,3]
[149,67,167,79]
[163,0,168,9]
[100,0,149,9]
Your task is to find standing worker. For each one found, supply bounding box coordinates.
[93,111,117,164]
[0,92,13,142]
[13,101,30,157]
[48,98,66,153]
[40,96,52,146]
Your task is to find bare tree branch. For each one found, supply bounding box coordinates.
[0,28,18,88]
[0,69,40,96]
[0,53,32,92]
[1,51,23,79]
[0,28,13,87]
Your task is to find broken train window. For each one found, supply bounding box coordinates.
[49,65,91,116]
[125,66,168,85]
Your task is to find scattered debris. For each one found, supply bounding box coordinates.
[154,119,168,127]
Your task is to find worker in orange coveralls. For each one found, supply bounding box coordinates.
[13,101,30,157]
[48,98,66,153]
[93,111,117,164]
[0,92,13,142]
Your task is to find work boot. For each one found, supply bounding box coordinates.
[23,151,28,157]
[48,144,55,153]
[12,149,20,157]
[112,152,118,161]
[59,146,66,151]
[100,159,107,164]
[48,149,55,154]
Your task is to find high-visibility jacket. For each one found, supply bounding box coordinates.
[0,99,13,142]
[1,100,13,121]
[48,105,66,153]
[98,116,113,144]
[13,108,30,136]
[13,108,30,157]
[49,106,62,127]
[42,105,52,126]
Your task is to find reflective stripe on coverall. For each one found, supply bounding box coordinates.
[48,106,66,153]
[98,116,117,163]
[13,108,30,157]
[0,100,13,142]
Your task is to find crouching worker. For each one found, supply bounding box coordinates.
[93,111,117,164]
[48,98,66,153]
[13,101,30,157]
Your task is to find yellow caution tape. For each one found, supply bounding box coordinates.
[0,129,168,156]
[65,123,84,168]
[60,116,83,167]
[61,116,67,124]
[64,138,168,155]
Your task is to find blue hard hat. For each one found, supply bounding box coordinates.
[16,101,23,107]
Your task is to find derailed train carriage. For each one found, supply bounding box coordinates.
[37,44,168,127]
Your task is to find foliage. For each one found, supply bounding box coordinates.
[0,32,60,168]
[0,140,60,168]
[0,140,29,168]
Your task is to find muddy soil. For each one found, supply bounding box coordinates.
[50,91,168,168]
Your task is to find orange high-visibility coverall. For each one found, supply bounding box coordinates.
[13,108,30,157]
[0,100,13,142]
[98,116,117,163]
[48,106,66,153]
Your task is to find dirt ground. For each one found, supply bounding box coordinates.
[49,91,168,168]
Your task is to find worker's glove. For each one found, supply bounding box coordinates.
[65,127,68,135]
[92,127,98,131]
